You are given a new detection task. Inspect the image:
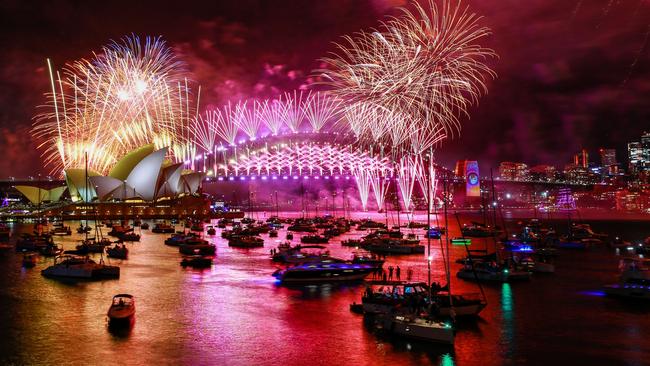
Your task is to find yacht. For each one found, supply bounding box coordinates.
[41,255,120,279]
[228,235,264,248]
[456,261,531,282]
[603,258,650,300]
[365,238,425,255]
[361,281,485,318]
[388,314,454,344]
[272,262,376,284]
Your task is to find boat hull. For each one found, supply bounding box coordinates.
[390,317,454,344]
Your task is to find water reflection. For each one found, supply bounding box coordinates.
[500,283,515,359]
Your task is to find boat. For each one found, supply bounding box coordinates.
[461,222,501,238]
[107,294,135,324]
[360,281,485,318]
[272,262,376,284]
[76,224,92,234]
[365,238,425,255]
[41,255,120,279]
[118,231,140,242]
[351,253,385,268]
[190,222,204,232]
[388,314,454,344]
[106,244,128,259]
[140,222,150,230]
[286,232,294,240]
[456,260,531,282]
[108,225,132,237]
[228,235,264,248]
[151,222,175,234]
[22,253,38,268]
[300,235,329,244]
[179,242,216,255]
[50,226,72,236]
[356,220,386,231]
[39,242,63,257]
[603,258,650,300]
[269,229,278,238]
[16,233,54,252]
[73,238,111,254]
[271,243,330,263]
[180,255,213,268]
[206,226,216,236]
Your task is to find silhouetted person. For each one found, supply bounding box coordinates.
[382,270,387,282]
[388,266,394,280]
[396,266,401,280]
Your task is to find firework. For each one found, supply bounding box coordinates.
[352,165,372,211]
[396,155,419,212]
[258,98,288,135]
[214,103,239,146]
[318,0,495,154]
[231,142,391,178]
[281,90,306,133]
[33,35,195,175]
[303,91,342,132]
[231,100,263,140]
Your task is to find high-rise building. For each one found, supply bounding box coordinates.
[599,148,617,167]
[499,162,529,181]
[573,149,589,169]
[599,148,619,176]
[628,132,650,173]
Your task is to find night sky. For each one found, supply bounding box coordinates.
[0,0,648,177]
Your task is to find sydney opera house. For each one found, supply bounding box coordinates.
[13,145,212,219]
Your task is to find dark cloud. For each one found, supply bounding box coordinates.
[0,0,648,177]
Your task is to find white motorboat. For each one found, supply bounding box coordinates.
[389,314,454,344]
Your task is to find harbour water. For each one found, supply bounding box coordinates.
[1,214,649,365]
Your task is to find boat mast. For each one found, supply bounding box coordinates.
[442,170,453,316]
[85,151,89,241]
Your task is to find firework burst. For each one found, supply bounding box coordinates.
[318,0,496,155]
[33,35,196,175]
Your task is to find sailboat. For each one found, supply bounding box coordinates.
[456,171,531,282]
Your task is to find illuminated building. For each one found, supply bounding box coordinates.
[529,165,556,182]
[573,148,589,169]
[628,132,650,173]
[498,162,529,181]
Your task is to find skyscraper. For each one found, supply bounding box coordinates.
[628,131,650,173]
[599,148,617,167]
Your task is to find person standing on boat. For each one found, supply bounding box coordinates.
[388,266,394,280]
[396,266,401,281]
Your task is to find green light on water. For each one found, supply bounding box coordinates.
[502,283,513,312]
[440,353,455,366]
